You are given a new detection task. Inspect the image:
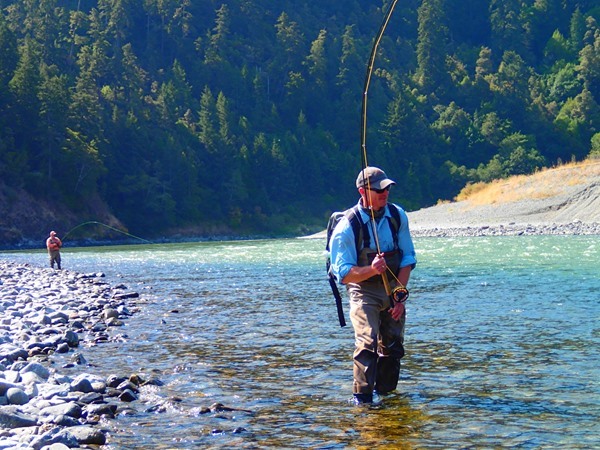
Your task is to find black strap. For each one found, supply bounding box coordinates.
[327,206,362,328]
[328,275,347,327]
[345,205,364,251]
[387,204,401,249]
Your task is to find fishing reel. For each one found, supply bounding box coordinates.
[391,285,409,305]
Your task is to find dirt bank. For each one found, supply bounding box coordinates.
[408,161,600,235]
[0,183,124,248]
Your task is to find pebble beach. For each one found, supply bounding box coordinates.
[0,261,151,449]
[409,220,600,238]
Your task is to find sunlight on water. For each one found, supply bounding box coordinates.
[3,235,599,448]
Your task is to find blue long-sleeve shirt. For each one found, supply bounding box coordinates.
[329,201,417,283]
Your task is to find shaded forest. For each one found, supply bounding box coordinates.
[1,0,599,240]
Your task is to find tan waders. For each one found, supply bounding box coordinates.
[348,281,405,403]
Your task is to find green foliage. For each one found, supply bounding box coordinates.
[0,0,598,237]
[544,29,575,63]
[590,132,600,158]
[475,132,546,181]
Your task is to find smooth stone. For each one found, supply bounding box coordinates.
[20,362,50,380]
[40,443,71,450]
[29,427,79,450]
[70,377,93,394]
[39,402,82,419]
[118,389,137,402]
[0,405,38,428]
[6,387,29,405]
[64,425,106,445]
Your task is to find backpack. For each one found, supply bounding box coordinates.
[325,204,401,327]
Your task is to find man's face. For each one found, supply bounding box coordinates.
[360,186,390,210]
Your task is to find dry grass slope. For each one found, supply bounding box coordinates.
[455,160,600,206]
[408,158,600,230]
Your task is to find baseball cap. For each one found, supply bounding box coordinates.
[356,166,396,190]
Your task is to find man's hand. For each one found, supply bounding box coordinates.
[371,253,387,274]
[389,301,405,321]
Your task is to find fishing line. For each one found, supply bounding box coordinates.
[62,221,152,244]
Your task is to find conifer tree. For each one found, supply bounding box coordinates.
[416,0,450,94]
[38,64,69,183]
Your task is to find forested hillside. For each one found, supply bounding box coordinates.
[1,0,599,242]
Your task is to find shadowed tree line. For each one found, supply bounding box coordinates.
[0,0,599,237]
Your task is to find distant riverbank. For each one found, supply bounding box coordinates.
[306,160,600,239]
[3,161,599,249]
[408,160,600,237]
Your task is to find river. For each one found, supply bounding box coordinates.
[3,235,599,449]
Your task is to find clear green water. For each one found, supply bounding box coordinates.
[3,235,599,448]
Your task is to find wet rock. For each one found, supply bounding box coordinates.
[84,402,117,418]
[113,292,139,300]
[65,425,106,445]
[102,308,119,320]
[118,389,138,402]
[55,343,70,353]
[48,414,80,427]
[20,362,50,380]
[69,352,87,366]
[116,380,139,393]
[40,402,82,419]
[30,426,79,449]
[0,405,38,428]
[77,392,103,404]
[70,376,94,394]
[62,330,79,348]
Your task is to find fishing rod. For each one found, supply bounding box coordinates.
[359,0,408,306]
[360,0,398,173]
[62,221,152,244]
[360,0,399,250]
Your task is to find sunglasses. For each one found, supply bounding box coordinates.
[366,186,390,194]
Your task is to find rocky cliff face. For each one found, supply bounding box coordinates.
[0,183,123,249]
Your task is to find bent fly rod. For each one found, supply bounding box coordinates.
[358,0,408,305]
[360,0,398,172]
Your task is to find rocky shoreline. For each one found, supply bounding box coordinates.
[409,220,600,238]
[0,261,157,449]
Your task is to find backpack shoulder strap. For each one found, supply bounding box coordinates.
[387,204,402,248]
[345,205,369,253]
[325,211,344,251]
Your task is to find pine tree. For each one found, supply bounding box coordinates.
[38,64,69,182]
[416,0,450,94]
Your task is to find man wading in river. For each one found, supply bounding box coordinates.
[46,230,63,270]
[329,167,417,405]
